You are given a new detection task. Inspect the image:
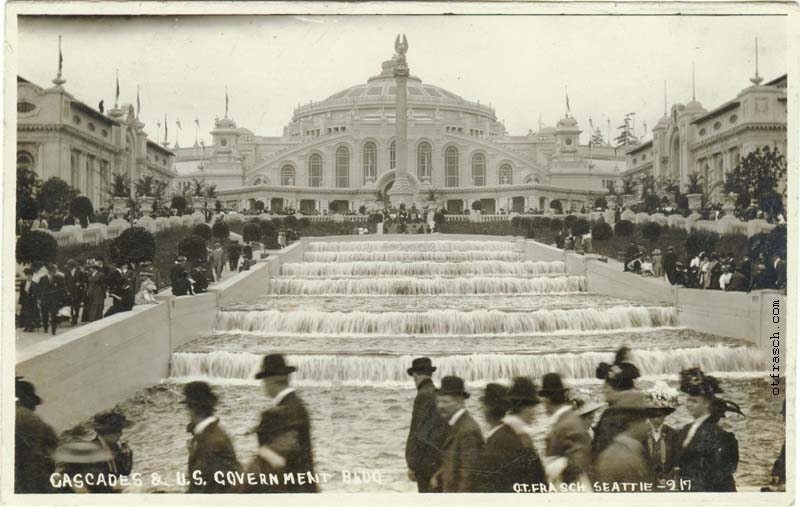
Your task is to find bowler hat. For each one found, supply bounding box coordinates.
[180,381,218,408]
[506,377,540,406]
[574,398,605,417]
[436,376,470,399]
[53,441,113,465]
[539,373,569,396]
[480,383,509,409]
[255,354,297,379]
[15,377,42,408]
[605,390,675,417]
[407,357,437,376]
[93,409,133,433]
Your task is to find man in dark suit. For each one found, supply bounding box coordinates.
[725,265,748,292]
[15,377,58,493]
[92,409,134,481]
[476,383,518,492]
[539,373,592,485]
[432,376,483,492]
[644,414,681,485]
[170,256,188,286]
[172,271,194,297]
[83,261,107,322]
[182,381,242,493]
[255,354,318,492]
[38,263,66,335]
[63,259,86,325]
[662,246,678,284]
[405,357,447,492]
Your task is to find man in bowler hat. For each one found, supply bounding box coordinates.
[405,357,447,492]
[432,376,483,492]
[594,390,674,486]
[496,377,546,488]
[93,409,134,480]
[255,354,318,492]
[182,381,242,493]
[15,377,58,493]
[539,373,592,485]
[476,383,519,492]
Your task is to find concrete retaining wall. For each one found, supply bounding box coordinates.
[15,244,306,432]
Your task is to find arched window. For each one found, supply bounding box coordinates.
[308,153,322,187]
[336,146,349,188]
[445,146,459,187]
[389,140,396,170]
[417,142,432,180]
[363,142,377,183]
[281,165,295,186]
[17,151,34,172]
[499,164,513,185]
[471,153,486,186]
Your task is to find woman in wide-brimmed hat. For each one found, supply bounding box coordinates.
[52,440,115,493]
[643,381,681,485]
[677,367,743,492]
[592,346,643,457]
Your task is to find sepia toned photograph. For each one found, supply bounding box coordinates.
[3,2,795,505]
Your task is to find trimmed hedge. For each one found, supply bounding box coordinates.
[242,222,261,243]
[685,230,719,258]
[572,218,591,236]
[549,218,563,231]
[212,221,230,241]
[178,235,208,264]
[564,215,578,230]
[591,222,613,241]
[716,233,748,258]
[284,215,298,229]
[641,222,662,241]
[614,220,634,237]
[16,230,58,265]
[109,226,156,265]
[192,223,213,241]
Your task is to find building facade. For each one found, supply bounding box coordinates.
[17,75,176,209]
[623,73,787,203]
[173,47,625,214]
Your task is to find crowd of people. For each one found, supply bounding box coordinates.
[14,348,785,494]
[624,243,787,292]
[16,258,163,335]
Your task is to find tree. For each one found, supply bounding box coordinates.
[471,200,482,211]
[212,220,230,241]
[109,173,131,199]
[69,196,94,227]
[254,200,265,213]
[621,178,636,195]
[178,235,208,264]
[38,177,78,215]
[191,178,206,197]
[16,230,58,264]
[204,183,217,199]
[686,173,705,194]
[192,223,213,241]
[152,180,168,200]
[723,146,787,220]
[593,197,608,210]
[17,166,41,221]
[614,114,639,147]
[171,195,188,215]
[592,222,613,241]
[590,128,605,146]
[214,200,222,212]
[109,227,156,265]
[284,215,298,229]
[242,222,261,243]
[644,194,661,213]
[135,175,155,197]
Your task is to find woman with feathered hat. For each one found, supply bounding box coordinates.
[677,367,743,492]
[592,347,642,457]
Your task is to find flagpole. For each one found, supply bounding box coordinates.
[114,69,119,108]
[53,35,66,86]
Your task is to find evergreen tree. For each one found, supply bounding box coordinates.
[723,146,786,219]
[590,128,605,146]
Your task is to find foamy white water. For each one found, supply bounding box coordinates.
[306,240,519,252]
[281,260,565,277]
[304,250,523,262]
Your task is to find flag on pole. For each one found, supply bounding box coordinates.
[565,86,571,115]
[58,35,63,76]
[164,113,168,141]
[136,85,141,116]
[225,87,229,118]
[115,69,120,106]
[195,116,200,127]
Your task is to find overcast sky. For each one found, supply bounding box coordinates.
[17,14,787,146]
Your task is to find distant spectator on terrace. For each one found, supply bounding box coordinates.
[172,271,194,297]
[135,272,158,305]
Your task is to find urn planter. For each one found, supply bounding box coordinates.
[686,193,703,213]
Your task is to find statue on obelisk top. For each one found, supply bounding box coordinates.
[388,34,416,206]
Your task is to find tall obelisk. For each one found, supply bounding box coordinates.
[388,34,415,206]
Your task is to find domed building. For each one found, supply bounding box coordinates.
[173,39,625,214]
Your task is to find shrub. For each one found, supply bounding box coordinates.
[749,225,786,260]
[368,213,384,225]
[641,222,662,241]
[212,221,230,241]
[283,215,298,229]
[170,195,188,215]
[178,235,208,264]
[769,224,787,258]
[259,218,278,240]
[192,223,213,241]
[511,216,523,229]
[38,177,77,215]
[532,216,551,229]
[271,217,283,229]
[433,212,446,227]
[242,222,261,243]
[525,227,536,239]
[644,194,661,213]
[564,215,578,230]
[685,230,719,258]
[592,222,613,241]
[549,218,563,231]
[109,226,156,265]
[69,196,94,227]
[358,205,367,215]
[614,220,634,237]
[593,197,608,211]
[254,200,265,213]
[715,233,748,259]
[299,217,310,229]
[572,218,591,236]
[16,230,58,264]
[471,200,482,211]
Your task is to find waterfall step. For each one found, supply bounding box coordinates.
[215,306,677,335]
[281,260,565,277]
[303,251,524,262]
[169,346,762,383]
[306,240,520,252]
[267,275,587,296]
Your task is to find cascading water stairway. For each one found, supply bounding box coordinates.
[170,239,762,384]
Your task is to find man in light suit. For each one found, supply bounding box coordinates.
[432,376,483,492]
[539,373,592,485]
